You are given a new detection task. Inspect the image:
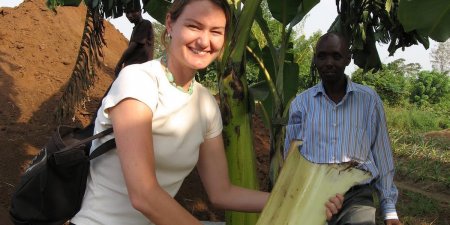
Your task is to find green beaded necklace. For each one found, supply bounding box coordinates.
[161,53,194,95]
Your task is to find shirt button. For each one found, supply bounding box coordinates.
[333,123,337,127]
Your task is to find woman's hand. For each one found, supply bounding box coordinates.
[325,193,344,220]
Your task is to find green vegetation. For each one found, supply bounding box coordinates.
[401,191,440,218]
[386,107,449,132]
[410,70,450,106]
[361,62,450,224]
[351,59,450,129]
[389,125,450,185]
[378,190,448,225]
[352,59,450,225]
[371,105,450,224]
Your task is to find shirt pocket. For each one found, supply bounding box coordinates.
[346,126,370,162]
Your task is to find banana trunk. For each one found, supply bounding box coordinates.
[220,71,259,225]
[257,140,371,225]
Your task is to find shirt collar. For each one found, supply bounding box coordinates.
[313,76,355,97]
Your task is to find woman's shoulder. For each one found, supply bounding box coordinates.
[194,82,216,100]
[119,59,165,79]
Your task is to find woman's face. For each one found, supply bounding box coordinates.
[166,0,226,72]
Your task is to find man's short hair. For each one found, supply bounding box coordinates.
[316,32,350,52]
[125,0,142,12]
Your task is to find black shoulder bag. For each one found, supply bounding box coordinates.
[9,124,115,225]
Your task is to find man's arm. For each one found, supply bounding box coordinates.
[370,96,401,224]
[146,21,155,60]
[284,98,303,158]
[115,42,139,76]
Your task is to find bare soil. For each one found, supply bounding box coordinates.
[0,1,449,224]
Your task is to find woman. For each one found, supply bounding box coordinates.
[70,0,343,224]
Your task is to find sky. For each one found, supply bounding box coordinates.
[2,0,437,74]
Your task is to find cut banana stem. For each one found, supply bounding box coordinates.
[257,140,372,225]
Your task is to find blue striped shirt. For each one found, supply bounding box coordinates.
[284,79,398,218]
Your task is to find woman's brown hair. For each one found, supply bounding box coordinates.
[160,0,231,49]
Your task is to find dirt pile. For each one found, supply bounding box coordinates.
[0,0,128,217]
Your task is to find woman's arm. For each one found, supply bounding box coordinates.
[197,134,343,220]
[196,134,269,212]
[109,98,202,225]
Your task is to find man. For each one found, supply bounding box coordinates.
[284,32,401,225]
[114,1,154,76]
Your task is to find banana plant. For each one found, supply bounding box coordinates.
[398,0,450,42]
[214,1,263,224]
[245,0,319,189]
[328,0,432,72]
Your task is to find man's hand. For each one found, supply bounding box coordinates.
[385,219,402,225]
[325,194,344,220]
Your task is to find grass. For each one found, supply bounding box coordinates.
[396,190,448,225]
[389,128,450,187]
[390,129,450,187]
[374,188,449,225]
[382,106,450,224]
[386,106,449,185]
[400,191,439,216]
[385,107,447,132]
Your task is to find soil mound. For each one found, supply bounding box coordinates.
[0,0,128,218]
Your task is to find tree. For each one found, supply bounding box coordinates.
[431,39,450,73]
[387,58,422,77]
[351,60,411,106]
[293,31,321,90]
[410,70,450,106]
[152,22,166,59]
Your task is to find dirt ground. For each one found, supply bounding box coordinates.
[1,1,449,225]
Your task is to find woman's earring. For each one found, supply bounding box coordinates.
[168,33,172,39]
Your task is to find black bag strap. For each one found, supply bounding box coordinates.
[85,81,117,159]
[85,82,117,160]
[89,138,116,160]
[60,127,114,152]
[71,81,116,160]
[53,128,115,165]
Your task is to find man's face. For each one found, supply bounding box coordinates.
[126,9,141,24]
[313,35,351,84]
